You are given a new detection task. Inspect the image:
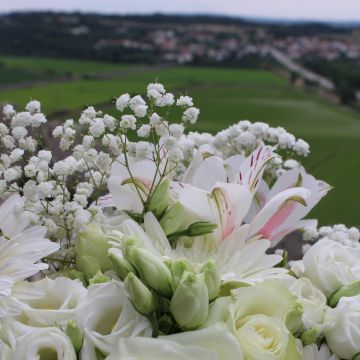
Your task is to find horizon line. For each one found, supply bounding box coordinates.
[1,10,360,25]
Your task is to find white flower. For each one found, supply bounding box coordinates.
[176,95,193,107]
[2,135,15,149]
[283,159,299,169]
[149,112,161,125]
[324,295,360,359]
[137,124,151,138]
[77,280,151,360]
[229,281,301,360]
[24,163,37,177]
[12,126,28,139]
[82,106,97,119]
[134,104,148,118]
[116,93,130,111]
[103,114,116,130]
[169,123,184,139]
[0,223,59,318]
[140,213,287,283]
[108,323,242,360]
[23,180,38,200]
[294,139,310,156]
[89,118,105,137]
[95,152,112,172]
[301,344,338,360]
[52,125,64,138]
[31,113,47,127]
[168,148,184,163]
[25,100,41,114]
[156,93,175,107]
[37,181,54,199]
[83,135,94,149]
[12,326,76,360]
[147,88,162,100]
[120,115,137,130]
[289,277,328,330]
[237,315,292,360]
[147,82,165,95]
[3,104,15,119]
[303,239,360,296]
[182,107,200,124]
[0,123,9,136]
[129,95,146,111]
[9,148,24,163]
[11,112,32,127]
[15,277,87,327]
[135,141,151,160]
[37,150,52,163]
[4,168,20,182]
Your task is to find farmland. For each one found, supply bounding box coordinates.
[0,56,359,225]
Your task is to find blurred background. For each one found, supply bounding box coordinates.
[0,0,359,225]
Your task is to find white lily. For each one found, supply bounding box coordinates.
[247,167,330,244]
[179,146,328,245]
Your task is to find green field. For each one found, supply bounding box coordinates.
[0,57,359,225]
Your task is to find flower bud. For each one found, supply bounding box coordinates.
[286,301,304,335]
[122,237,141,259]
[148,179,169,219]
[89,270,110,286]
[187,222,217,237]
[328,280,360,308]
[108,248,136,281]
[129,247,173,297]
[66,269,87,286]
[76,223,112,272]
[77,255,100,280]
[202,260,221,301]
[158,313,174,334]
[170,272,209,330]
[124,273,156,316]
[159,202,186,235]
[168,259,189,289]
[301,328,321,346]
[65,320,83,353]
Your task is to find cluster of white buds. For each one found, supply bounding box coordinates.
[302,223,360,253]
[0,82,201,267]
[175,120,309,180]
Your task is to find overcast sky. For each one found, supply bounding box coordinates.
[1,0,359,22]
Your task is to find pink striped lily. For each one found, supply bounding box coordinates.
[247,167,330,244]
[178,182,253,243]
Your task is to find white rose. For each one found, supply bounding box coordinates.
[289,278,328,330]
[303,239,360,296]
[232,281,302,359]
[12,326,76,360]
[324,295,360,359]
[106,323,242,360]
[14,277,87,327]
[77,280,151,360]
[236,314,294,360]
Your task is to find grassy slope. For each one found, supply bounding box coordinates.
[0,63,359,225]
[0,56,133,76]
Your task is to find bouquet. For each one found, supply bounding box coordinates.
[0,82,359,359]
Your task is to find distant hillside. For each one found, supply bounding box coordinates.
[0,12,355,62]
